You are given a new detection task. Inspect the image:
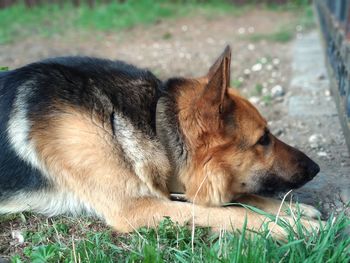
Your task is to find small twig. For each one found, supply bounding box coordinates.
[191,172,209,252]
[51,220,62,245]
[289,194,297,223]
[72,235,78,263]
[266,189,293,239]
[122,216,148,243]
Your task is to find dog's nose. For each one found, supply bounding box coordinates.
[307,160,320,178]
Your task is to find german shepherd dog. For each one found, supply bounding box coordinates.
[0,46,322,239]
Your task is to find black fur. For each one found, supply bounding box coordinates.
[156,78,189,175]
[0,70,48,200]
[23,57,161,133]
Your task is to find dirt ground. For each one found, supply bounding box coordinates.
[0,8,349,258]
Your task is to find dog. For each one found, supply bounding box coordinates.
[0,46,321,239]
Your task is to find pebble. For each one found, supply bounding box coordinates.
[251,63,262,71]
[238,27,245,34]
[248,44,255,51]
[260,57,267,64]
[272,58,280,65]
[11,230,24,244]
[271,85,284,97]
[248,96,260,104]
[317,151,327,157]
[308,134,326,149]
[340,188,350,204]
[243,69,251,76]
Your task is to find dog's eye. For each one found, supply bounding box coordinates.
[257,132,270,146]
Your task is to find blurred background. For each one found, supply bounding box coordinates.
[0,0,313,77]
[1,0,350,260]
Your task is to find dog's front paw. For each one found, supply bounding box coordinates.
[293,203,321,219]
[267,216,325,241]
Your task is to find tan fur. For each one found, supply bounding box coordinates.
[30,105,169,222]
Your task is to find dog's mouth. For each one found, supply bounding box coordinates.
[253,173,313,197]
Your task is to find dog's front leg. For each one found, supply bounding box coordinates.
[115,197,274,235]
[235,194,321,219]
[113,197,321,241]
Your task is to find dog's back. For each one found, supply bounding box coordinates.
[0,57,163,214]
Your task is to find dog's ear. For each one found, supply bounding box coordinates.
[201,45,231,114]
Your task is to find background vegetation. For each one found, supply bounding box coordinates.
[0,0,312,44]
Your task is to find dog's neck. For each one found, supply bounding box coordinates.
[156,94,187,194]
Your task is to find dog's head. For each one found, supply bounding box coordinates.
[169,46,320,206]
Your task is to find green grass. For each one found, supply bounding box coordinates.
[264,0,311,10]
[262,94,273,106]
[0,0,245,44]
[250,27,295,43]
[248,5,315,43]
[0,0,316,45]
[2,209,350,262]
[231,79,243,89]
[0,0,314,44]
[254,83,264,95]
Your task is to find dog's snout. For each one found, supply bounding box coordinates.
[272,138,321,187]
[297,153,320,180]
[307,160,320,178]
